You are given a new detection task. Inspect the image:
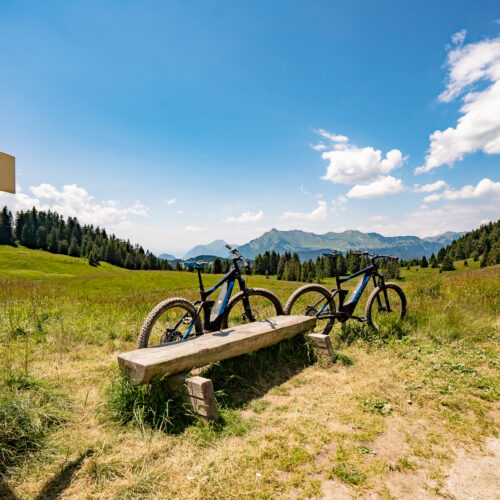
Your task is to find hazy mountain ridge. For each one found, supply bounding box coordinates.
[165,229,464,262]
[183,239,235,259]
[158,253,177,261]
[236,228,464,260]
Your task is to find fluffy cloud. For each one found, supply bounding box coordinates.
[416,33,500,173]
[166,197,176,205]
[0,183,148,229]
[346,176,405,199]
[281,200,328,221]
[331,194,348,212]
[318,135,405,184]
[224,211,264,223]
[423,178,500,202]
[184,225,207,232]
[315,129,349,143]
[413,180,448,193]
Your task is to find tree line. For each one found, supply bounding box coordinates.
[251,250,400,281]
[399,220,500,271]
[0,206,172,270]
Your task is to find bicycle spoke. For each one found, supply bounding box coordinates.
[368,286,404,332]
[148,306,195,345]
[286,289,335,334]
[225,293,280,328]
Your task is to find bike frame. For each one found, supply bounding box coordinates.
[316,262,388,322]
[180,261,248,338]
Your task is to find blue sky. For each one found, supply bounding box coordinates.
[1,1,499,255]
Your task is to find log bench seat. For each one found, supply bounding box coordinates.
[117,315,335,422]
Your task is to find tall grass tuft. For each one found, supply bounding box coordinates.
[0,370,70,472]
[103,372,192,434]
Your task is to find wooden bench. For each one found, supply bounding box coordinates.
[118,315,335,422]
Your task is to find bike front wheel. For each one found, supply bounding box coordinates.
[365,282,406,333]
[138,297,203,348]
[222,288,283,329]
[284,284,336,334]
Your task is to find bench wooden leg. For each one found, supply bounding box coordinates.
[166,374,219,423]
[308,333,336,364]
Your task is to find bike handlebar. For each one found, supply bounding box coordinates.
[225,244,251,269]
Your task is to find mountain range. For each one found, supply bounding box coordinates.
[160,228,464,261]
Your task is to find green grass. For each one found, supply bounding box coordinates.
[0,245,498,498]
[0,370,70,473]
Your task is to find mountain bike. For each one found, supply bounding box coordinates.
[284,251,406,334]
[138,245,283,348]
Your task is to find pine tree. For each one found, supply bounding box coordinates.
[68,236,80,257]
[0,206,15,245]
[47,229,58,253]
[480,249,489,268]
[88,247,99,266]
[213,257,222,274]
[124,254,134,269]
[421,256,428,268]
[58,239,69,255]
[441,254,455,271]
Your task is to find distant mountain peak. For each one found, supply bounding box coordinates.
[183,239,236,260]
[236,228,460,260]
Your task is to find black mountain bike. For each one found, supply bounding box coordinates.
[284,251,406,334]
[138,245,283,348]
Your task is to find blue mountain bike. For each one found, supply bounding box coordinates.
[284,251,406,333]
[138,245,283,347]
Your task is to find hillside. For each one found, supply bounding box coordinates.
[0,243,498,498]
[236,228,462,260]
[0,245,123,280]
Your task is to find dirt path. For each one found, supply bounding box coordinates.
[445,436,500,500]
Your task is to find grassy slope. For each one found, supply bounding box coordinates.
[0,245,123,280]
[0,246,499,498]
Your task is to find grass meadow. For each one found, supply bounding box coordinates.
[0,245,499,498]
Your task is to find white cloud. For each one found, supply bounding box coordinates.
[346,176,405,199]
[423,178,500,202]
[416,34,500,173]
[331,194,348,212]
[310,142,327,151]
[177,210,185,215]
[300,184,312,196]
[315,129,349,143]
[224,210,264,223]
[320,141,405,184]
[281,200,328,221]
[451,29,467,46]
[357,202,497,238]
[184,225,207,232]
[166,197,176,205]
[0,183,148,230]
[413,180,448,192]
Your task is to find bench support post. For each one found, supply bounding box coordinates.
[167,374,219,423]
[308,333,336,364]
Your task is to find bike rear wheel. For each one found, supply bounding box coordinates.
[138,298,202,348]
[365,282,406,333]
[284,284,336,334]
[222,288,283,329]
